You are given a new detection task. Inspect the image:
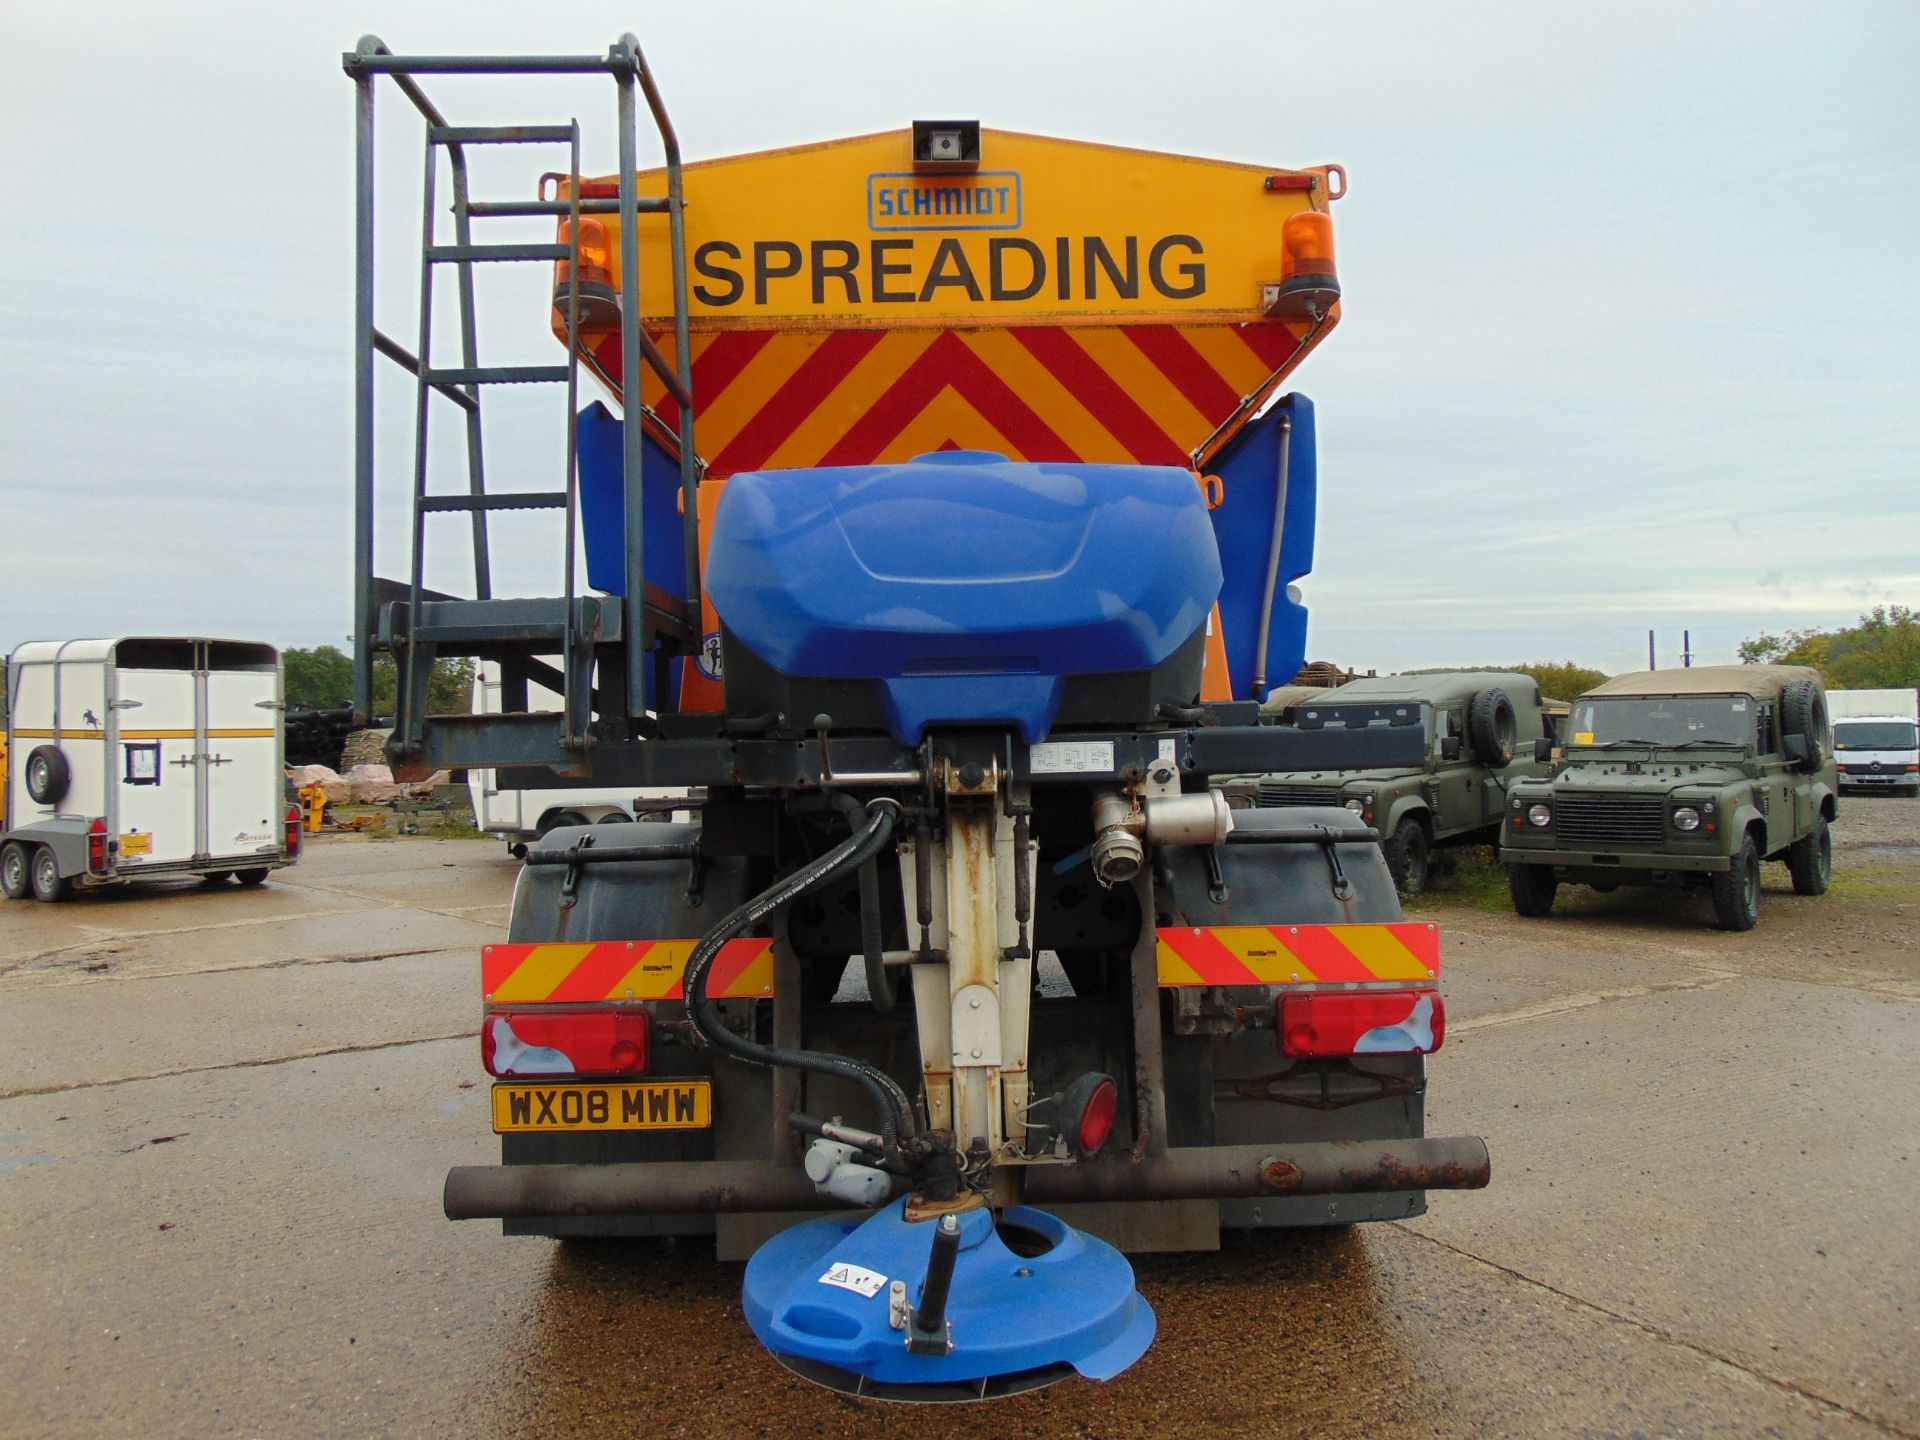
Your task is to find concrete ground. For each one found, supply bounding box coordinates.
[0,802,1914,1439]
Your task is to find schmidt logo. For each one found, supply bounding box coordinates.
[868,172,1021,232]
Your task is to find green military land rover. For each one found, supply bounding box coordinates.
[1235,672,1554,894]
[1500,665,1837,931]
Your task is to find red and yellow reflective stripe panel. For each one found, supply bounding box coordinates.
[481,939,774,1004]
[1156,924,1439,987]
[590,320,1310,474]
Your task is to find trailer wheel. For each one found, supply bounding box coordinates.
[0,843,29,901]
[30,846,70,903]
[1467,690,1516,767]
[24,746,71,805]
[235,868,271,887]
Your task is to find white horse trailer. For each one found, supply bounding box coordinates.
[1,638,299,902]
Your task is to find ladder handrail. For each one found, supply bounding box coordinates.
[347,34,700,752]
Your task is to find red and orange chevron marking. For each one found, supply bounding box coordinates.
[587,319,1311,475]
[1156,924,1440,988]
[481,939,774,1004]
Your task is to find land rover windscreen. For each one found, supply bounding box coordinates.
[1564,693,1757,753]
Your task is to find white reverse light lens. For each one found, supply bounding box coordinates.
[1673,806,1701,831]
[1526,803,1552,827]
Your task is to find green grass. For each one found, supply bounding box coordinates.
[1403,846,1513,913]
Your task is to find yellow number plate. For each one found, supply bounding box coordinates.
[119,833,152,857]
[491,1081,711,1133]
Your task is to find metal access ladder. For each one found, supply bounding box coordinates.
[344,36,701,778]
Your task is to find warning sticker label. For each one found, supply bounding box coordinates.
[818,1262,888,1298]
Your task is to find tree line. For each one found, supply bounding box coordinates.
[1738,605,1919,689]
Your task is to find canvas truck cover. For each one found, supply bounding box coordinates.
[555,129,1342,474]
[1583,666,1825,702]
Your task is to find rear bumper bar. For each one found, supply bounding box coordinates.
[443,1136,1490,1220]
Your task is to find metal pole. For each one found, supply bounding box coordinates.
[447,150,492,600]
[352,53,378,726]
[1683,629,1692,668]
[623,32,704,648]
[614,42,648,724]
[441,1136,1492,1220]
[1250,413,1292,698]
[1648,630,1656,670]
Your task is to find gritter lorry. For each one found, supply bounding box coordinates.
[344,34,1489,1400]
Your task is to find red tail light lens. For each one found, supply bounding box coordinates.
[284,804,302,858]
[87,818,109,875]
[482,1009,652,1078]
[1057,1072,1119,1158]
[1279,989,1445,1057]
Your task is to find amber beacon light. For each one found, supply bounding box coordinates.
[1267,209,1341,319]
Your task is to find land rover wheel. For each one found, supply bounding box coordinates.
[1467,689,1517,766]
[1786,816,1832,896]
[30,846,70,904]
[1506,863,1557,917]
[1781,681,1828,769]
[0,843,29,901]
[1383,817,1431,896]
[24,746,71,805]
[1710,834,1762,931]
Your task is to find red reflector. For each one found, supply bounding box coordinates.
[87,817,109,875]
[1055,1071,1120,1158]
[1279,989,1444,1057]
[284,803,302,858]
[483,1009,652,1078]
[1077,1078,1118,1154]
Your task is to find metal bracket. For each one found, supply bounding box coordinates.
[559,831,596,909]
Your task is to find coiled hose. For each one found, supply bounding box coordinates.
[682,796,917,1150]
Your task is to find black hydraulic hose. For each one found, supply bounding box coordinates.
[683,797,916,1147]
[792,791,895,1013]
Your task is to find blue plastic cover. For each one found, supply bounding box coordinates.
[576,402,689,604]
[1207,394,1316,700]
[704,451,1223,744]
[743,1199,1156,1391]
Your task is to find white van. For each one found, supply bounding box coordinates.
[1830,687,1920,797]
[467,663,688,857]
[1,638,299,902]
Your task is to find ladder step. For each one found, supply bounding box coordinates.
[420,492,570,513]
[428,124,575,145]
[420,365,571,386]
[466,197,668,218]
[426,243,570,263]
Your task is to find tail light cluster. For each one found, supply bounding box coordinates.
[1279,988,1445,1057]
[87,818,110,876]
[284,804,302,859]
[483,1009,652,1079]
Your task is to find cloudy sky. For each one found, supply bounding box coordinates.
[1,1,1914,676]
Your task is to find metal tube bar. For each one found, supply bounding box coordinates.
[620,30,705,647]
[560,123,584,751]
[467,197,662,217]
[1250,415,1292,697]
[615,57,648,723]
[371,329,478,413]
[441,1137,1491,1220]
[401,136,439,746]
[448,152,493,601]
[347,53,624,75]
[352,61,377,725]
